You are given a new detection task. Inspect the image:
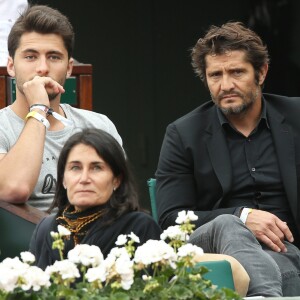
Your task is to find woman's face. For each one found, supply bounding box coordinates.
[63,143,121,211]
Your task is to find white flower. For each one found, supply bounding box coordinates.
[107,247,129,260]
[175,210,198,224]
[0,257,49,293]
[20,251,35,264]
[45,260,80,280]
[20,266,50,291]
[177,243,204,263]
[0,256,29,292]
[105,247,131,270]
[0,267,19,292]
[142,274,152,281]
[104,247,134,290]
[0,256,28,271]
[160,225,189,242]
[105,247,128,270]
[134,240,177,267]
[68,244,104,267]
[0,261,21,292]
[115,234,128,246]
[115,232,140,247]
[128,232,140,243]
[115,254,134,290]
[50,231,59,239]
[57,225,71,236]
[85,264,107,283]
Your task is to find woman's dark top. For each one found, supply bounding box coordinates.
[29,211,162,269]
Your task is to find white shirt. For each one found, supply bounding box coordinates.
[0,0,28,65]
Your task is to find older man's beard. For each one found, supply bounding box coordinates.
[220,98,254,115]
[212,87,259,116]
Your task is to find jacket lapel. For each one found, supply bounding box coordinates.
[267,104,298,218]
[205,110,232,197]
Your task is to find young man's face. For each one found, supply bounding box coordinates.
[205,50,267,116]
[7,32,73,100]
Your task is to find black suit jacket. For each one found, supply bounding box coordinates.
[156,93,300,233]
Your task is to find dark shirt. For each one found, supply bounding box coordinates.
[217,99,300,247]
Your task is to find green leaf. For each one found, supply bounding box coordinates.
[169,285,194,300]
[109,292,131,300]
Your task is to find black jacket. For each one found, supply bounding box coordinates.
[156,93,300,237]
[29,211,161,269]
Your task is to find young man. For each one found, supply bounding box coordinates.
[156,22,300,296]
[0,5,122,211]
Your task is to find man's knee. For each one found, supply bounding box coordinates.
[210,214,245,233]
[191,214,246,239]
[212,214,240,226]
[190,214,257,251]
[207,214,258,249]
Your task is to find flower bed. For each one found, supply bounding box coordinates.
[0,211,241,300]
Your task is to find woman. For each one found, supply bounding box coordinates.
[29,128,162,269]
[29,128,249,296]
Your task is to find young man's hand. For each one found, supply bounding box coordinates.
[23,76,65,107]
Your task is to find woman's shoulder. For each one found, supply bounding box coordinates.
[95,211,161,237]
[36,214,57,233]
[119,211,157,224]
[29,215,57,255]
[116,211,162,237]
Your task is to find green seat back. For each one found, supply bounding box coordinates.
[147,178,158,222]
[0,208,37,260]
[196,260,235,290]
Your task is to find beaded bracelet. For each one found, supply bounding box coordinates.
[29,104,50,115]
[29,104,73,127]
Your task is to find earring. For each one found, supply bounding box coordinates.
[113,187,116,192]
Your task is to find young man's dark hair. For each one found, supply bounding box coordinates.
[8,5,74,58]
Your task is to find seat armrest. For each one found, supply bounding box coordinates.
[0,200,47,224]
[0,200,48,259]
